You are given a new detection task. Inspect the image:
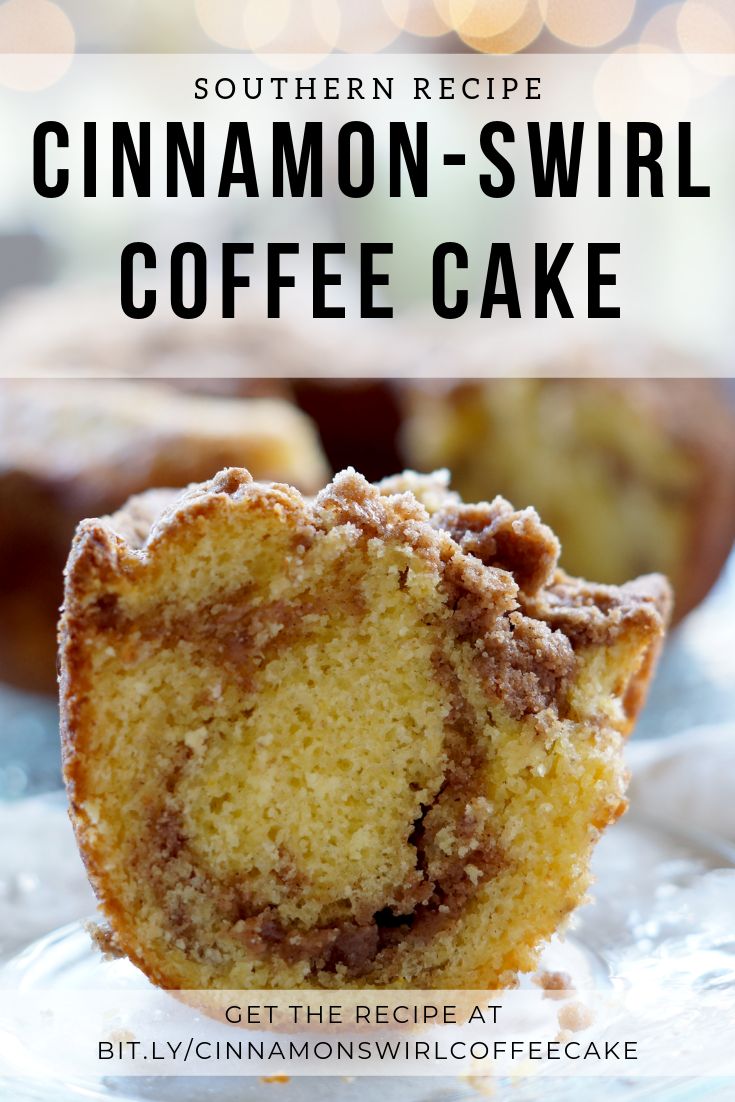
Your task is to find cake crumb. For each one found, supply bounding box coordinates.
[108,1029,136,1044]
[557,1000,594,1032]
[183,727,208,753]
[533,969,574,1000]
[85,921,124,960]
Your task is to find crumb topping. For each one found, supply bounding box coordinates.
[433,498,560,596]
[74,467,669,738]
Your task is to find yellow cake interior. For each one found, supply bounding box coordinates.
[62,470,667,990]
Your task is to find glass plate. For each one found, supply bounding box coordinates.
[1,811,734,1102]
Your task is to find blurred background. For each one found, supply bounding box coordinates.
[0,0,734,56]
[0,1,734,357]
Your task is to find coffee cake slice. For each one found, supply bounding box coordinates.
[60,468,670,990]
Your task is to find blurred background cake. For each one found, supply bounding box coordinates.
[0,318,734,703]
[401,376,735,623]
[0,283,317,383]
[0,380,327,694]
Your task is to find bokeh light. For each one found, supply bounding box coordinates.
[434,0,528,39]
[461,0,543,53]
[336,0,407,53]
[640,2,684,50]
[678,0,735,51]
[677,0,735,75]
[595,45,692,132]
[240,0,291,50]
[0,0,75,91]
[58,0,136,50]
[640,2,731,91]
[0,0,730,59]
[540,0,636,48]
[244,0,340,54]
[195,0,250,49]
[389,0,451,38]
[196,0,342,58]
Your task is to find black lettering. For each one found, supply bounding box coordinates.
[481,243,520,317]
[598,121,611,198]
[389,122,427,197]
[337,122,374,198]
[219,123,259,197]
[479,122,515,198]
[170,242,206,319]
[587,243,620,317]
[222,243,253,317]
[112,122,150,198]
[267,242,298,317]
[120,242,155,319]
[313,243,345,318]
[215,77,236,99]
[535,242,574,317]
[33,121,68,198]
[528,121,583,197]
[83,121,96,197]
[273,121,322,197]
[678,121,709,197]
[167,122,204,197]
[243,77,262,99]
[627,122,663,197]
[360,243,392,318]
[433,242,468,319]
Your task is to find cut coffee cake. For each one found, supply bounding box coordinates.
[60,468,670,989]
